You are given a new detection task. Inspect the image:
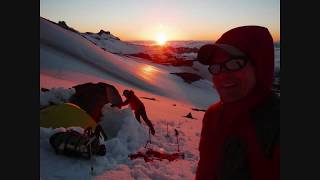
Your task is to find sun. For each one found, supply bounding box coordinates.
[156,33,167,46]
[142,65,155,73]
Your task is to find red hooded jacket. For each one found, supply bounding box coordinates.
[117,90,145,111]
[195,26,279,180]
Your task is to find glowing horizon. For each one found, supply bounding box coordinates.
[40,0,280,42]
[155,32,167,45]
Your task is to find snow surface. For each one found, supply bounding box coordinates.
[83,33,147,54]
[40,87,75,108]
[40,17,280,180]
[40,104,149,180]
[40,17,218,108]
[40,17,214,180]
[40,89,204,180]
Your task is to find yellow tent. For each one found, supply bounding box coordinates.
[40,103,96,129]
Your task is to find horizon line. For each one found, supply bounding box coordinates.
[125,40,281,43]
[40,17,280,43]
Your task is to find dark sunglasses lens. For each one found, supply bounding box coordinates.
[225,58,247,70]
[208,65,221,74]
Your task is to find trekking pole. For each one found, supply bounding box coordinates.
[175,129,180,152]
[148,128,151,144]
[89,128,95,176]
[165,120,170,138]
[89,143,94,176]
[167,121,169,136]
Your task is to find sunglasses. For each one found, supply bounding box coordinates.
[208,57,248,75]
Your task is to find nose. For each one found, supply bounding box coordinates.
[213,69,234,83]
[219,66,229,74]
[210,65,228,76]
[212,72,224,85]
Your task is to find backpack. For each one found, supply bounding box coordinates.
[49,125,107,159]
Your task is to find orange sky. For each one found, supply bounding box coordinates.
[41,0,280,42]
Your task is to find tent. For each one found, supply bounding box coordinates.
[70,82,123,122]
[40,103,96,129]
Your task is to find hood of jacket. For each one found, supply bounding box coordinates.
[215,26,275,109]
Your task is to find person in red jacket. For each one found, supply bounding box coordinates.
[111,90,156,135]
[195,26,279,180]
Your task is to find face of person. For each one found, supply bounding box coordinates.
[123,93,129,98]
[123,90,131,98]
[211,49,256,103]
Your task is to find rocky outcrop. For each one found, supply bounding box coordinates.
[97,30,120,40]
[129,53,153,61]
[98,30,111,36]
[57,21,79,34]
[170,72,202,84]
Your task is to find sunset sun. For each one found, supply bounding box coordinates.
[156,33,167,46]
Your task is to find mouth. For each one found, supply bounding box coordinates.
[222,82,237,88]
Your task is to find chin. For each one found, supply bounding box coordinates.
[220,90,246,103]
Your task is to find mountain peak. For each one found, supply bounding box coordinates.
[98,30,110,35]
[57,21,79,34]
[97,30,120,40]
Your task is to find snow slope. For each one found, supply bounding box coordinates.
[40,89,205,180]
[40,17,217,180]
[40,17,218,108]
[82,32,147,54]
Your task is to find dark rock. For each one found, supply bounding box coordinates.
[170,72,202,84]
[41,88,49,92]
[57,21,79,34]
[98,30,120,40]
[129,53,153,61]
[184,112,194,119]
[140,97,157,101]
[170,60,193,67]
[98,30,111,35]
[192,108,206,112]
[174,47,198,54]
